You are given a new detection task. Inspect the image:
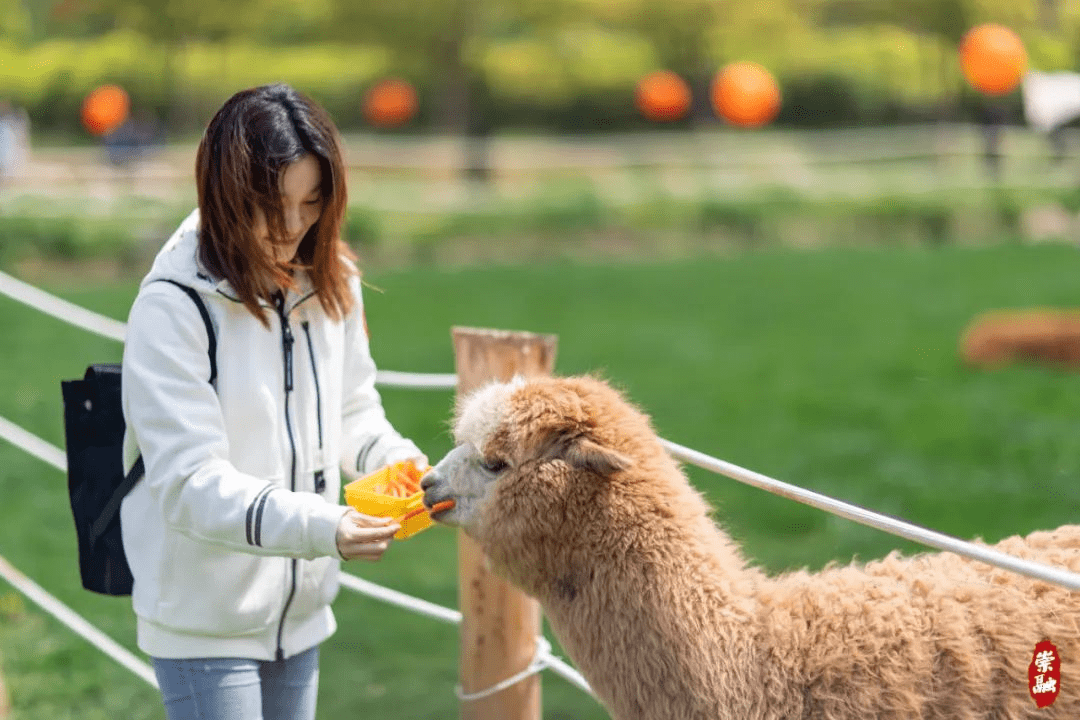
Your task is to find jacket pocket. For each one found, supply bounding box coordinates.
[153,530,284,636]
[287,555,339,621]
[315,464,340,502]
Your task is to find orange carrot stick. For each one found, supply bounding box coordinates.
[429,499,455,515]
[400,500,455,523]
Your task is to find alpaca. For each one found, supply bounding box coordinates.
[961,310,1080,370]
[421,375,1080,720]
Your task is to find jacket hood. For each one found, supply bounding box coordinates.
[141,208,220,294]
[143,208,316,308]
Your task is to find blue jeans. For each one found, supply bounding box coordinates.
[151,646,319,720]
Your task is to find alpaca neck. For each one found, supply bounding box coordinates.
[537,517,764,718]
[546,512,761,620]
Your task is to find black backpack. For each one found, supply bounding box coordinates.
[61,280,217,596]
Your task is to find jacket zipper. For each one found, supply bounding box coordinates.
[301,322,326,494]
[274,293,299,662]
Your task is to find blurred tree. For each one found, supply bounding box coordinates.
[619,0,805,123]
[325,0,499,181]
[256,0,336,44]
[84,0,277,128]
[0,0,33,43]
[806,0,975,46]
[325,0,619,174]
[1039,0,1060,32]
[93,0,269,43]
[325,0,469,131]
[9,0,1079,134]
[633,0,720,122]
[806,0,972,114]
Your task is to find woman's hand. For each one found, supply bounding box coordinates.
[335,509,400,561]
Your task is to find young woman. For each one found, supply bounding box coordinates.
[120,83,426,720]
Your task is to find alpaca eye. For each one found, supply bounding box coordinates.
[480,458,508,474]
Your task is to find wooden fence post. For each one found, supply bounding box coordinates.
[452,326,558,720]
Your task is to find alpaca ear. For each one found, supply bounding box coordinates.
[564,438,632,476]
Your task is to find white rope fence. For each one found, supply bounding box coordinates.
[663,440,1080,591]
[0,270,458,392]
[371,369,456,391]
[0,553,159,688]
[336,573,593,697]
[0,415,67,472]
[4,267,1080,708]
[0,271,127,343]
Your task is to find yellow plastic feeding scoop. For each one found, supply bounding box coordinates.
[343,460,450,540]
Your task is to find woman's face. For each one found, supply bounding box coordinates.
[253,153,324,264]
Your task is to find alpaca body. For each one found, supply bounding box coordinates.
[961,310,1080,369]
[538,503,1080,719]
[761,530,1080,719]
[421,375,1080,719]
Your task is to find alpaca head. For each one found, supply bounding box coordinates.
[421,375,699,594]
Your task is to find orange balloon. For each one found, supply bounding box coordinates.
[635,70,691,123]
[711,62,781,128]
[364,78,418,128]
[959,24,1027,96]
[81,84,129,136]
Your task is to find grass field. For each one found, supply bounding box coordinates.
[3,242,1080,719]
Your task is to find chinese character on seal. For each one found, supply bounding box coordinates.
[1028,640,1061,709]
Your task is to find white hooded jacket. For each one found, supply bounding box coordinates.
[120,209,423,661]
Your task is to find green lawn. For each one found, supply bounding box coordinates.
[3,242,1080,719]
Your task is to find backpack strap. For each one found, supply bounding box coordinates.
[90,281,218,545]
[159,279,217,386]
[91,455,143,543]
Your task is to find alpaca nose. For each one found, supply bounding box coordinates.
[420,472,438,492]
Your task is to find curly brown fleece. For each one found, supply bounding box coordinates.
[961,310,1080,370]
[467,375,1080,720]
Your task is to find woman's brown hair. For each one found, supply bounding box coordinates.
[195,83,355,326]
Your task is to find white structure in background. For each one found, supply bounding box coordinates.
[1022,70,1080,133]
[0,101,29,182]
